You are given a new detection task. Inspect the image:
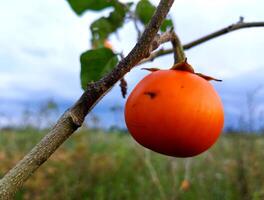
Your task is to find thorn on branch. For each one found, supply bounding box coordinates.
[119,77,128,98]
[238,16,244,24]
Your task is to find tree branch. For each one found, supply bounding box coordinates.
[139,20,264,65]
[0,0,174,198]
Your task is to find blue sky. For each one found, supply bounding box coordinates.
[0,0,264,129]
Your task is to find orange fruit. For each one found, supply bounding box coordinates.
[125,68,224,157]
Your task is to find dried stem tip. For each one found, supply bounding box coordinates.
[171,58,194,73]
[171,58,222,82]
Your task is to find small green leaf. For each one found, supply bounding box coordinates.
[108,3,126,27]
[80,48,118,90]
[66,0,114,15]
[160,19,173,32]
[91,18,113,47]
[90,2,126,47]
[135,0,156,25]
[135,0,172,32]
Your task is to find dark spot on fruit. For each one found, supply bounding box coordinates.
[144,91,157,99]
[181,85,184,89]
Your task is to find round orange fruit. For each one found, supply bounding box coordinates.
[125,69,224,157]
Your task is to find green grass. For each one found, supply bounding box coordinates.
[1,129,264,200]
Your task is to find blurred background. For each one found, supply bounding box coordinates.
[1,0,264,199]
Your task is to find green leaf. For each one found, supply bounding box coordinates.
[66,0,114,15]
[160,19,173,32]
[91,18,113,46]
[80,48,118,90]
[135,0,173,32]
[135,0,156,25]
[90,2,126,47]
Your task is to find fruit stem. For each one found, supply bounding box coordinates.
[170,29,186,64]
[171,58,194,73]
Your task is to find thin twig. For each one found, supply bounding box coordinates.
[139,20,264,65]
[125,2,142,40]
[129,13,142,40]
[133,18,142,40]
[184,21,264,50]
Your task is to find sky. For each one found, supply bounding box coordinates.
[0,0,264,130]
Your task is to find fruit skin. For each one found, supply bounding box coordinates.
[125,70,224,157]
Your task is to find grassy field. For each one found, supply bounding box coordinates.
[1,129,264,200]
